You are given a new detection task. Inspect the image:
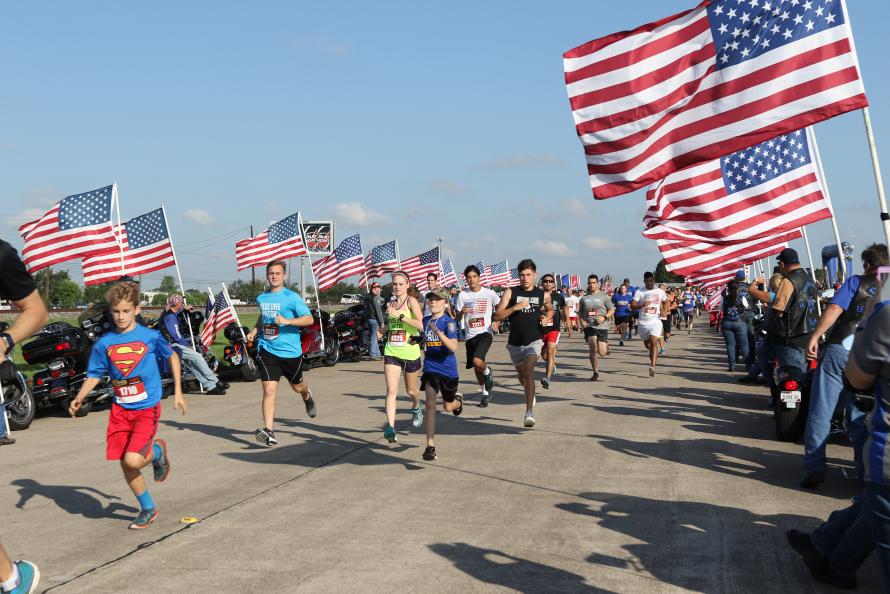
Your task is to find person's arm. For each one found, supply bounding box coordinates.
[454,294,466,322]
[246,306,263,341]
[69,377,102,416]
[277,295,315,328]
[806,304,844,359]
[1,290,48,361]
[430,319,459,352]
[770,278,795,315]
[562,301,571,336]
[167,352,187,415]
[542,292,554,323]
[630,294,642,310]
[494,289,514,321]
[401,297,425,330]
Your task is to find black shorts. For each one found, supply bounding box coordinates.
[663,317,672,333]
[684,310,695,320]
[383,355,421,373]
[420,372,459,402]
[465,333,493,368]
[257,351,304,385]
[614,315,630,325]
[584,327,609,342]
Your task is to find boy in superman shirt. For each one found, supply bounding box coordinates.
[420,288,462,462]
[69,281,187,530]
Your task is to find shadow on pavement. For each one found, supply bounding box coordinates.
[162,419,266,447]
[428,542,615,593]
[10,478,138,520]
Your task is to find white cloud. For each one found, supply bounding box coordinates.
[582,236,622,251]
[184,208,216,226]
[531,239,575,257]
[330,201,389,227]
[561,197,591,219]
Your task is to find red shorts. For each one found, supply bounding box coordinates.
[542,330,561,345]
[106,403,161,460]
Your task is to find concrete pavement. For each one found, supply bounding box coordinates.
[1,324,881,592]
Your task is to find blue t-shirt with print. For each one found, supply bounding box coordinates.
[831,275,870,311]
[422,314,458,378]
[611,294,632,317]
[256,288,312,357]
[683,291,696,311]
[87,325,172,410]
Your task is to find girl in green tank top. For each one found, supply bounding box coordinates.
[379,271,424,443]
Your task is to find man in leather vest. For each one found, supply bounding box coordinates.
[800,243,888,489]
[766,248,817,382]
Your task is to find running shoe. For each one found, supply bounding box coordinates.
[152,439,170,483]
[649,366,656,377]
[452,394,464,416]
[479,390,490,408]
[411,403,424,428]
[619,340,624,346]
[659,347,665,356]
[590,372,599,381]
[422,445,437,461]
[303,391,317,418]
[9,560,39,594]
[524,411,536,428]
[129,508,159,530]
[541,377,550,390]
[483,368,494,392]
[384,425,398,443]
[255,427,277,447]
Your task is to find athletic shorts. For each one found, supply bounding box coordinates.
[465,333,493,368]
[106,403,161,460]
[584,327,609,343]
[258,351,304,385]
[383,355,421,373]
[614,316,630,325]
[420,372,459,402]
[541,330,560,345]
[684,310,695,320]
[506,341,542,365]
[638,320,663,340]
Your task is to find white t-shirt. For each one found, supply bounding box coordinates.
[456,287,500,339]
[633,288,668,324]
[566,295,579,317]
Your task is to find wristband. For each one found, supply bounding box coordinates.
[0,333,14,351]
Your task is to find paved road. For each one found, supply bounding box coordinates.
[1,325,881,592]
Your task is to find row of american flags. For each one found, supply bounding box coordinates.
[564,0,871,291]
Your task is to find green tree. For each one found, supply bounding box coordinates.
[155,275,178,293]
[83,282,115,306]
[184,289,206,305]
[228,280,266,303]
[316,282,362,304]
[653,259,684,284]
[33,269,83,308]
[151,293,169,306]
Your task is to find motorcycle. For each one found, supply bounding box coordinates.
[217,323,258,382]
[773,358,816,441]
[301,308,339,369]
[0,322,36,431]
[333,304,370,362]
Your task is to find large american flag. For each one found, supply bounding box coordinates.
[200,290,237,348]
[644,128,832,243]
[362,240,399,286]
[563,0,868,199]
[660,230,798,276]
[18,185,119,273]
[81,208,176,286]
[441,257,458,286]
[488,260,510,286]
[312,234,365,291]
[235,213,307,271]
[401,247,440,288]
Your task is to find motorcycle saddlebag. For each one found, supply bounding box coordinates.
[22,326,91,364]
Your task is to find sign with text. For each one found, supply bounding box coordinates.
[301,221,334,255]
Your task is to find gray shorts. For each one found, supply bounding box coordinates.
[506,340,543,365]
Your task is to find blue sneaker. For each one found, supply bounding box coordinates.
[383,425,398,443]
[129,508,158,530]
[10,560,40,594]
[659,347,665,356]
[152,439,170,483]
[411,404,424,428]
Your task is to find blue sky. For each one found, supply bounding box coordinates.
[1,0,887,290]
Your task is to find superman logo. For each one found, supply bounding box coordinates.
[106,342,148,376]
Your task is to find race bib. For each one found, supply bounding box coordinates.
[644,305,658,315]
[389,329,406,345]
[112,377,148,404]
[468,317,485,329]
[263,323,280,340]
[541,317,554,327]
[587,311,599,322]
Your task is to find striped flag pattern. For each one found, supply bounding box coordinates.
[643,128,832,243]
[659,230,797,276]
[563,0,868,199]
[200,290,237,348]
[312,234,365,291]
[82,208,176,286]
[441,258,458,286]
[18,185,119,273]
[235,213,307,271]
[474,261,489,286]
[399,247,440,287]
[362,240,399,286]
[488,260,510,286]
[508,267,520,287]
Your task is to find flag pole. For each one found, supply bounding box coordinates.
[800,226,822,316]
[221,283,250,346]
[161,205,196,349]
[113,182,125,276]
[860,108,890,247]
[299,212,325,352]
[808,127,847,284]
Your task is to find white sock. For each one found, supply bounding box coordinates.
[484,367,491,376]
[1,564,20,592]
[481,388,489,396]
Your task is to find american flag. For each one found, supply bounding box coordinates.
[488,260,510,286]
[508,267,520,287]
[200,290,237,348]
[312,234,365,291]
[361,240,399,286]
[473,261,489,286]
[441,258,458,286]
[81,208,176,286]
[659,230,798,276]
[689,269,739,289]
[400,247,440,289]
[603,275,614,294]
[560,274,570,289]
[643,128,832,243]
[18,185,118,273]
[235,213,307,271]
[563,0,868,199]
[571,274,580,290]
[705,288,725,311]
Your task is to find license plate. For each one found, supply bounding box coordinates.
[48,360,65,371]
[781,390,801,408]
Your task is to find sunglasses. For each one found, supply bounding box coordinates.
[542,279,555,283]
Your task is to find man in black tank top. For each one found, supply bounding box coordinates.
[494,259,552,428]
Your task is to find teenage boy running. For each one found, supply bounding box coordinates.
[69,281,187,530]
[578,275,614,381]
[494,259,552,428]
[420,288,463,461]
[247,260,317,447]
[631,272,668,377]
[454,265,499,406]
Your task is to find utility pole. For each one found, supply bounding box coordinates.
[44,266,51,304]
[436,236,444,260]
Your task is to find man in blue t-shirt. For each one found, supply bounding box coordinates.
[611,285,632,346]
[682,287,697,333]
[160,294,226,394]
[246,260,317,447]
[621,278,638,339]
[420,288,462,462]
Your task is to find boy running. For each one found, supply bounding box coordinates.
[454,265,499,406]
[69,281,187,530]
[247,260,318,447]
[420,289,463,461]
[631,272,668,377]
[539,273,570,389]
[578,275,614,381]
